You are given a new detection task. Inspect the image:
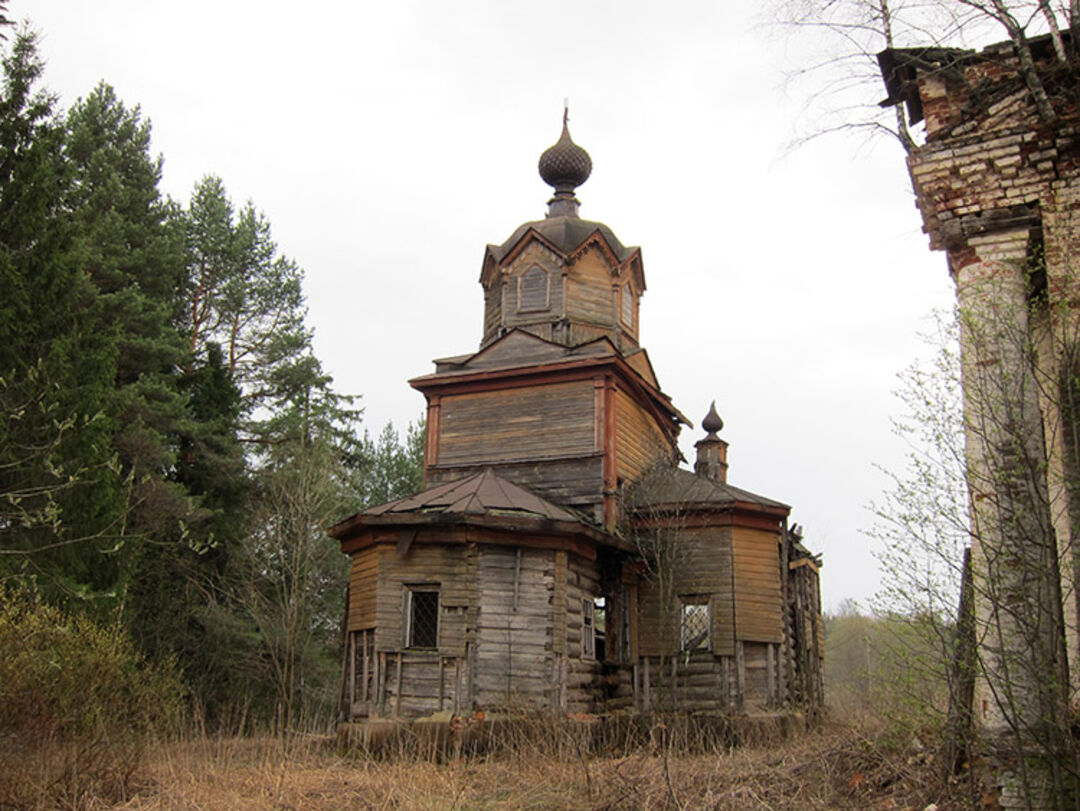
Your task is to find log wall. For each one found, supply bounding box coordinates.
[563,552,603,713]
[636,650,735,713]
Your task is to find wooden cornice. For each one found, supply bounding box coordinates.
[408,350,689,440]
[493,228,568,271]
[627,500,789,532]
[336,512,628,559]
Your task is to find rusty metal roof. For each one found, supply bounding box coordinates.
[362,468,581,522]
[624,465,789,513]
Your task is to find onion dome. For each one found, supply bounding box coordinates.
[539,108,592,216]
[702,401,724,437]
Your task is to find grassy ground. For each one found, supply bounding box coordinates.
[64,716,973,810]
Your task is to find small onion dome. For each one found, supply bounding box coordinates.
[702,401,724,436]
[539,112,592,195]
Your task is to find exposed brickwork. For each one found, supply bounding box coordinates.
[882,36,1080,808]
[898,41,1080,254]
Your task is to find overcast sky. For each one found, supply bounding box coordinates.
[27,1,958,611]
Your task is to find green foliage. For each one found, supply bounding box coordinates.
[0,20,429,737]
[181,176,325,436]
[355,419,425,508]
[825,601,951,743]
[0,29,128,605]
[0,585,185,807]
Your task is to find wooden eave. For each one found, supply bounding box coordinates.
[628,252,646,293]
[623,347,659,389]
[789,556,821,574]
[485,228,568,275]
[479,252,499,287]
[627,499,789,532]
[568,230,623,272]
[485,226,640,285]
[334,511,627,556]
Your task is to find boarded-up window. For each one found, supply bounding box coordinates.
[518,266,549,312]
[621,284,634,327]
[681,596,710,651]
[406,586,439,648]
[582,598,595,659]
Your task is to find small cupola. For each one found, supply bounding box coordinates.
[538,107,592,218]
[694,402,729,484]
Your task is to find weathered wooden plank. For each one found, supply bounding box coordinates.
[427,455,605,510]
[474,630,552,648]
[733,526,782,644]
[474,657,553,675]
[438,381,595,466]
[472,672,557,692]
[553,551,567,656]
[615,388,673,483]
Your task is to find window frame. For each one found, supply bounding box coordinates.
[680,595,711,653]
[405,585,440,650]
[582,597,595,659]
[517,265,550,313]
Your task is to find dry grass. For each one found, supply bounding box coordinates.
[69,715,976,811]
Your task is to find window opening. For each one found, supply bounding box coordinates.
[582,598,595,659]
[407,586,439,648]
[518,266,549,312]
[594,597,606,661]
[680,595,710,652]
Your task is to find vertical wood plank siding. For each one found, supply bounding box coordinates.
[474,546,556,710]
[348,547,379,631]
[438,381,594,465]
[732,527,783,643]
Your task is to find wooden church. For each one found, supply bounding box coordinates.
[330,116,824,723]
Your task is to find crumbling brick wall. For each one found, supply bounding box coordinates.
[882,38,1080,805]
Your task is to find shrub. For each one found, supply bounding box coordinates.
[0,586,185,807]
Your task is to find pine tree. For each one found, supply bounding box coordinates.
[0,30,123,603]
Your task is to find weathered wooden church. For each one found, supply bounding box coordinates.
[330,116,823,723]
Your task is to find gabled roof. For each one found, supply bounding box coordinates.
[623,347,659,389]
[624,465,789,513]
[432,329,619,375]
